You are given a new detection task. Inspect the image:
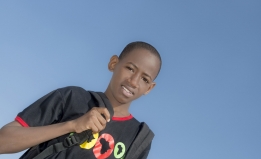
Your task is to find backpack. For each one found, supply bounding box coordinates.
[20,91,154,159]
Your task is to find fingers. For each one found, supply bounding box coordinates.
[72,107,111,133]
[90,117,104,133]
[95,107,110,122]
[87,107,110,133]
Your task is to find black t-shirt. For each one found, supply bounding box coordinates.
[16,86,141,159]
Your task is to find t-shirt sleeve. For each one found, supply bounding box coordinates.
[16,86,94,127]
[15,89,65,127]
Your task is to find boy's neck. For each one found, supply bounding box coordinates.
[112,104,130,117]
[104,89,131,117]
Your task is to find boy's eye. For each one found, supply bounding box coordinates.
[142,77,149,83]
[126,66,134,72]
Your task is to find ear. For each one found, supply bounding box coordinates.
[144,82,156,95]
[108,55,119,72]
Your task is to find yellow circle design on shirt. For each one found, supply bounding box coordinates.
[80,132,99,149]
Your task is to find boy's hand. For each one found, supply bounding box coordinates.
[71,107,110,133]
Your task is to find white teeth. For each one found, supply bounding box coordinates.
[122,86,132,94]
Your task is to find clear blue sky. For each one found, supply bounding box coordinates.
[1,1,261,159]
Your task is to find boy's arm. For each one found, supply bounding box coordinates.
[0,107,110,154]
[0,120,73,154]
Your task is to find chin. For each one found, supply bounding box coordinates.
[114,94,133,105]
[117,97,131,105]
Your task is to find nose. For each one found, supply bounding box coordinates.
[127,73,139,88]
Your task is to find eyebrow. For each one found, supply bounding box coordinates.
[127,62,152,80]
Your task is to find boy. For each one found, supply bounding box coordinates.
[0,41,162,159]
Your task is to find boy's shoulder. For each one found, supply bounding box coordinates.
[56,86,94,96]
[57,86,87,92]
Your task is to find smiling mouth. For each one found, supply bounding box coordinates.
[122,86,134,96]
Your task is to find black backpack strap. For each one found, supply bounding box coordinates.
[33,130,93,159]
[89,91,114,118]
[124,122,154,159]
[32,91,114,159]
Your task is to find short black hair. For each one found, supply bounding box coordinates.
[119,41,162,79]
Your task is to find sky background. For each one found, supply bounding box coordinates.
[0,1,261,159]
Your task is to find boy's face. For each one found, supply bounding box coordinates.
[107,48,160,105]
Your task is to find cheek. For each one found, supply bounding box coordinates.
[118,68,132,80]
[139,82,151,91]
[111,68,127,85]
